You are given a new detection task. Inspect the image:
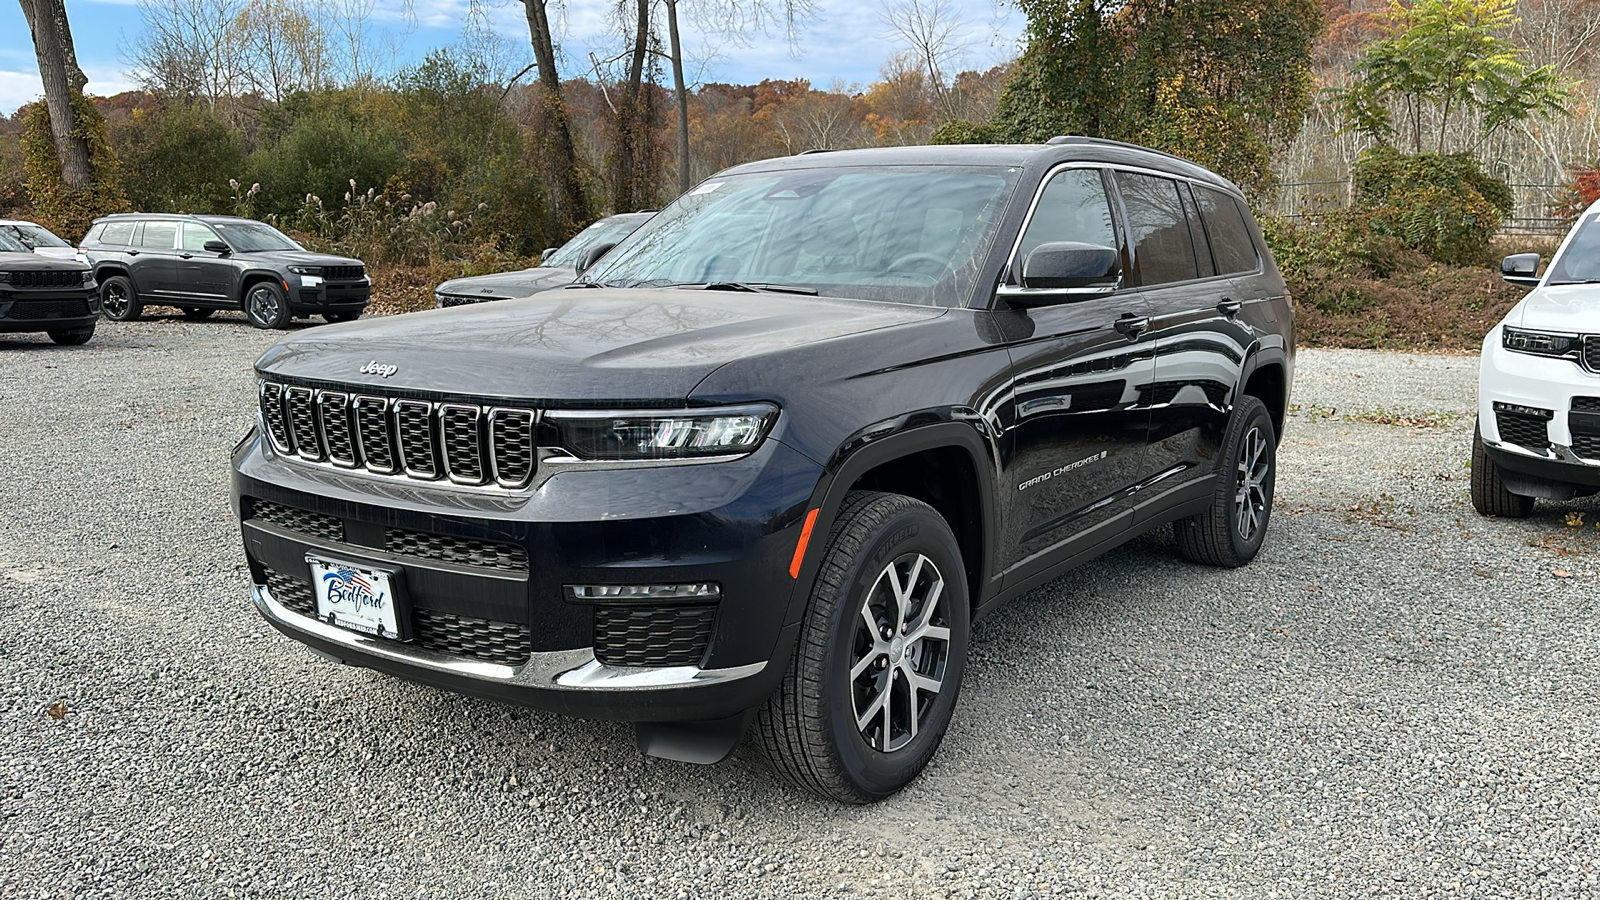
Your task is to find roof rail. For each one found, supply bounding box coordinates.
[798,148,838,155]
[1045,135,1192,165]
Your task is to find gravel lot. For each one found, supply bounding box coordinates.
[2,315,1597,899]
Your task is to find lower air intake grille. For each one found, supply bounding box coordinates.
[384,528,528,572]
[593,604,717,667]
[412,609,532,665]
[264,567,315,617]
[1573,397,1600,413]
[251,499,343,542]
[1573,435,1600,459]
[8,298,90,319]
[1496,410,1550,453]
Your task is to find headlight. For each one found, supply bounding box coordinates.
[1502,326,1582,358]
[548,404,778,461]
[288,266,322,276]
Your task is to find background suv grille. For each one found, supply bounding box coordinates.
[5,270,84,288]
[323,265,365,281]
[593,604,717,667]
[259,380,536,488]
[436,294,499,308]
[1495,409,1551,453]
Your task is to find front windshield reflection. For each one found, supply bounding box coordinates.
[583,167,1017,307]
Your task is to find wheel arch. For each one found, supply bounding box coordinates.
[237,270,285,304]
[1238,347,1289,443]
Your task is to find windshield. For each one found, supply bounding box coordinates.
[582,166,1018,307]
[212,221,302,253]
[545,216,647,269]
[0,229,27,253]
[6,223,70,248]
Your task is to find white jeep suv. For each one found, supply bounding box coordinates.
[1473,200,1600,516]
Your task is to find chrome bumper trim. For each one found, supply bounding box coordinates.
[252,583,766,690]
[1486,438,1600,468]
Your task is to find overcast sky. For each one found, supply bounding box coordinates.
[0,0,1025,115]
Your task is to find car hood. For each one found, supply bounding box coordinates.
[435,267,575,299]
[32,247,80,261]
[255,288,945,403]
[0,251,87,271]
[1512,283,1600,332]
[238,249,362,267]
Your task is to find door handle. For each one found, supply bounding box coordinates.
[1217,298,1242,316]
[179,253,193,259]
[1114,314,1150,339]
[126,249,140,256]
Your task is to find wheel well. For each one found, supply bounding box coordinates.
[95,264,129,283]
[846,446,985,605]
[238,272,281,302]
[1243,362,1286,441]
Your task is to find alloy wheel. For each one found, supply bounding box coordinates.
[103,283,128,318]
[850,552,951,753]
[248,286,279,324]
[1234,426,1270,541]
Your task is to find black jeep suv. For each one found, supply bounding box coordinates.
[82,214,368,328]
[233,138,1294,802]
[0,227,98,345]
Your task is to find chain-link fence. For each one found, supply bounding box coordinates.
[1270,181,1570,235]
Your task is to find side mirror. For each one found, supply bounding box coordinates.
[576,242,617,276]
[1501,253,1540,288]
[203,239,231,255]
[540,247,558,265]
[998,242,1121,306]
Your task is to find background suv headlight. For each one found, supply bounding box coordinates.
[547,404,778,461]
[1502,326,1582,359]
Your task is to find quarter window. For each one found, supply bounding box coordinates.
[1011,168,1117,282]
[1194,187,1260,275]
[1114,172,1198,286]
[140,222,177,250]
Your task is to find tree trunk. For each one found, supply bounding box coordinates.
[610,0,651,212]
[665,0,690,195]
[18,0,92,189]
[521,0,587,231]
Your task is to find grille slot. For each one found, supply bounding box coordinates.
[251,500,343,542]
[5,270,85,288]
[1495,410,1551,453]
[259,380,537,490]
[412,609,532,665]
[384,528,528,572]
[317,392,358,467]
[1586,337,1600,373]
[263,567,316,617]
[7,298,90,318]
[593,604,717,668]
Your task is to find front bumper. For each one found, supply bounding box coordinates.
[289,278,370,314]
[0,288,99,332]
[233,432,821,721]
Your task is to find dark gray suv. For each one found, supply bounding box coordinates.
[82,214,369,329]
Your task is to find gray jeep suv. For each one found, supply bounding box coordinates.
[82,214,369,328]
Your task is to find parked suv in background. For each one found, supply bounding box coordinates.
[233,138,1293,802]
[82,214,368,328]
[0,219,80,261]
[433,212,651,308]
[1472,199,1600,516]
[0,227,98,345]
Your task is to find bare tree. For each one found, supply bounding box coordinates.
[129,0,249,104]
[18,0,92,188]
[517,0,589,230]
[879,0,972,121]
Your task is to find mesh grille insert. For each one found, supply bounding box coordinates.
[490,410,535,486]
[412,609,531,665]
[440,405,485,483]
[263,567,315,617]
[251,499,343,542]
[1574,435,1600,460]
[286,386,324,461]
[396,400,439,478]
[1586,337,1600,374]
[318,392,358,466]
[593,604,717,668]
[384,528,528,572]
[8,298,90,318]
[1573,397,1600,413]
[1496,410,1550,452]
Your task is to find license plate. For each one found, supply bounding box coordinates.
[307,554,403,639]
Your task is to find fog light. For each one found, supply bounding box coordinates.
[567,583,720,603]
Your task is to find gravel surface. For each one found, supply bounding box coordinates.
[3,319,1598,898]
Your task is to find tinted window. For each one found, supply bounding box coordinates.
[211,221,301,253]
[545,216,648,269]
[181,223,220,252]
[100,222,135,246]
[1115,172,1198,285]
[15,223,69,247]
[1194,187,1259,275]
[1011,168,1116,282]
[0,229,26,252]
[140,222,177,249]
[1545,212,1600,283]
[1179,184,1215,278]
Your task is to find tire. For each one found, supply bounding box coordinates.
[244,281,291,329]
[180,307,215,320]
[756,491,970,803]
[47,324,95,346]
[1470,420,1536,518]
[1175,395,1277,567]
[99,275,141,322]
[323,311,360,324]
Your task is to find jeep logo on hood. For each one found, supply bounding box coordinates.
[359,360,399,378]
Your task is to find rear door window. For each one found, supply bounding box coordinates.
[1194,187,1260,275]
[100,222,135,246]
[140,222,177,250]
[1114,172,1199,286]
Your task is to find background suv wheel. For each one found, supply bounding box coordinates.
[756,491,969,803]
[244,281,291,329]
[99,275,141,322]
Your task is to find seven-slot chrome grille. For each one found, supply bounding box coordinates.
[259,380,536,488]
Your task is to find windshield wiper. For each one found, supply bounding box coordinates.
[689,281,818,296]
